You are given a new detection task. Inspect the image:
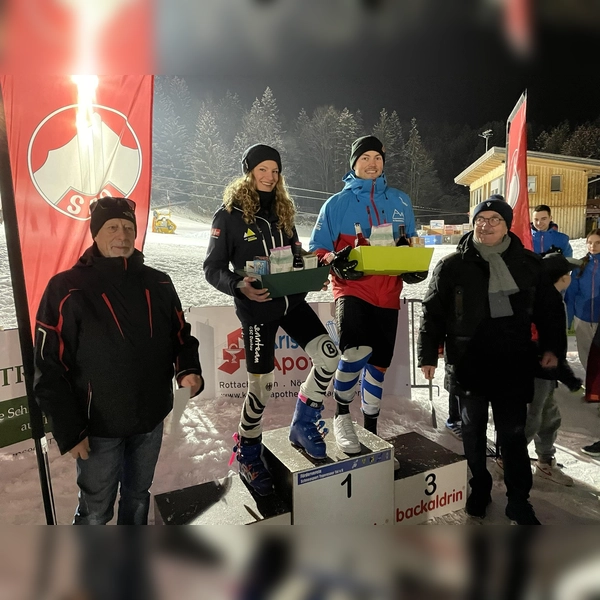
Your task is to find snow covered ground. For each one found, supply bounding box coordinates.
[0,213,599,526]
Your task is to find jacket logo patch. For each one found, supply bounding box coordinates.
[392,209,404,222]
[244,228,257,242]
[211,228,221,238]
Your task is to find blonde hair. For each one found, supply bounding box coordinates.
[223,172,296,237]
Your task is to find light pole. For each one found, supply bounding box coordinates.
[479,129,493,153]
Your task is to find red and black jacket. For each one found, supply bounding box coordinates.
[34,245,202,454]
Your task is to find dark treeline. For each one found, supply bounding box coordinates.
[152,76,600,226]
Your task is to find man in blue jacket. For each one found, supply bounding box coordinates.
[310,135,417,456]
[531,204,573,257]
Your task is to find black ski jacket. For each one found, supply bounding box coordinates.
[418,232,566,397]
[204,205,307,324]
[34,245,202,454]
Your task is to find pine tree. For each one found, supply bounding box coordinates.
[152,77,192,207]
[334,107,359,184]
[372,109,405,188]
[536,121,571,154]
[561,123,600,159]
[190,104,234,216]
[404,117,441,209]
[233,87,285,159]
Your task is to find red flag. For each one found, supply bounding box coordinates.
[505,93,532,250]
[0,75,154,329]
[3,0,154,75]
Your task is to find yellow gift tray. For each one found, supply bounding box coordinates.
[236,267,330,298]
[349,246,434,275]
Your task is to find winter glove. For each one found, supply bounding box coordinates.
[568,379,584,393]
[328,246,364,280]
[402,271,429,285]
[540,245,563,257]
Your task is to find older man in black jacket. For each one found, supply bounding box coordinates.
[34,196,203,525]
[418,196,566,525]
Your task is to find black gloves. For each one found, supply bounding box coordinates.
[402,271,429,285]
[328,246,364,280]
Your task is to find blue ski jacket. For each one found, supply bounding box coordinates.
[530,222,572,257]
[565,253,600,325]
[309,171,416,309]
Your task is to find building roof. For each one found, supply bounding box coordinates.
[454,147,600,187]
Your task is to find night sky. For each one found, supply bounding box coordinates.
[166,1,600,130]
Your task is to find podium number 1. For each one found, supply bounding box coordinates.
[341,474,352,498]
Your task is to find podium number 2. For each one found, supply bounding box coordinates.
[341,474,352,498]
[425,473,437,496]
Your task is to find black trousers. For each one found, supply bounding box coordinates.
[460,392,532,505]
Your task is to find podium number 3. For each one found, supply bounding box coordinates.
[425,473,437,496]
[341,474,352,498]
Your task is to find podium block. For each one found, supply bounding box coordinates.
[391,432,467,525]
[262,419,395,525]
[154,473,291,525]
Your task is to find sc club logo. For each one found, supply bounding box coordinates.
[27,104,143,220]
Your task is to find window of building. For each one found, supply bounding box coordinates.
[490,176,504,196]
[527,176,537,193]
[551,175,562,192]
[472,186,483,204]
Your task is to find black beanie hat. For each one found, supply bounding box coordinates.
[90,196,137,239]
[472,194,513,230]
[542,252,582,283]
[350,135,386,169]
[241,144,282,175]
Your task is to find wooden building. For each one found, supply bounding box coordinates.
[454,147,600,239]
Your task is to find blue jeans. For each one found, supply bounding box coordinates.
[73,422,164,525]
[525,379,561,463]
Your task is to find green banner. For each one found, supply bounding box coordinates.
[0,396,51,448]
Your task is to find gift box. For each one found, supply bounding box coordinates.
[348,246,434,276]
[236,267,330,298]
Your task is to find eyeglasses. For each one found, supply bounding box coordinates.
[474,216,504,227]
[89,197,136,214]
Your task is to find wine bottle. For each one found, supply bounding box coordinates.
[354,222,370,247]
[396,224,410,246]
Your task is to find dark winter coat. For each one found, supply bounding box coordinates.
[203,203,308,324]
[34,245,202,454]
[418,232,567,398]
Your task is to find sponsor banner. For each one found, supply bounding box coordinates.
[0,302,410,449]
[505,93,532,250]
[0,75,153,330]
[0,329,52,452]
[394,462,467,525]
[188,302,411,401]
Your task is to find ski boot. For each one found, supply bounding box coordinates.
[229,433,273,496]
[289,398,328,459]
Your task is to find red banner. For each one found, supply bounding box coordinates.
[505,93,532,250]
[3,0,154,75]
[0,75,154,328]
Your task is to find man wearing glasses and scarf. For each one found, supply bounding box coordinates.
[34,196,203,525]
[417,195,565,525]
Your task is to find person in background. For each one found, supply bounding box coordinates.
[309,135,418,457]
[531,204,573,257]
[204,144,339,496]
[565,228,600,370]
[526,253,583,487]
[418,196,566,525]
[34,196,203,525]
